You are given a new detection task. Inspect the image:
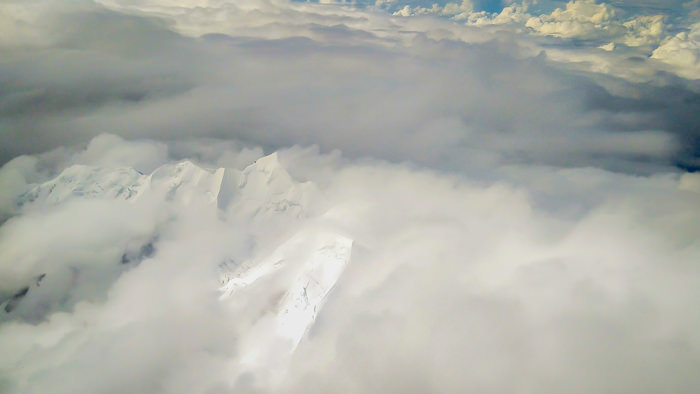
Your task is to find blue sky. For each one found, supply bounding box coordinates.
[292,0,696,15]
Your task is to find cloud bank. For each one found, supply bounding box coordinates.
[1,0,699,170]
[1,1,699,393]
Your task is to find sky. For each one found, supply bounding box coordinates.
[1,0,700,392]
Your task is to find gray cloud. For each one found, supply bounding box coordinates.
[1,0,699,170]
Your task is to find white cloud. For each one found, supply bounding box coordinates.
[0,156,38,218]
[652,21,700,79]
[74,133,168,173]
[470,0,668,49]
[392,0,474,19]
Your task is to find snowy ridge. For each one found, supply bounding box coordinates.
[224,231,353,381]
[220,231,353,341]
[17,165,147,207]
[149,160,226,206]
[274,234,353,351]
[16,153,318,219]
[228,153,322,221]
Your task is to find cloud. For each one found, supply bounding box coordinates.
[391,0,474,18]
[463,0,669,50]
[1,0,700,392]
[2,0,698,170]
[74,133,168,173]
[652,21,700,79]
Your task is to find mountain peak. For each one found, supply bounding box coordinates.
[254,152,280,168]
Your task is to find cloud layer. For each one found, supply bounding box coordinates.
[1,0,699,169]
[1,1,700,393]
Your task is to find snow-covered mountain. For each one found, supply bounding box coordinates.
[2,153,352,375]
[17,165,147,207]
[17,153,319,214]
